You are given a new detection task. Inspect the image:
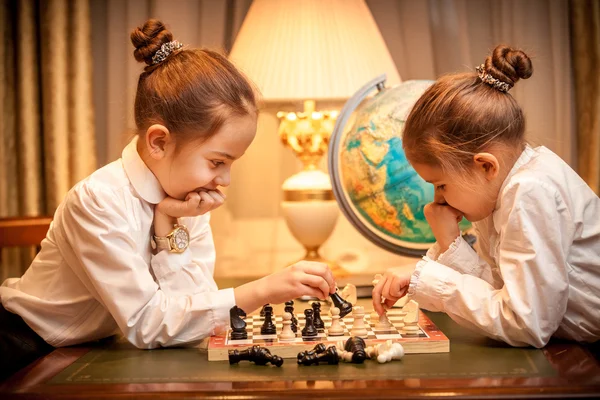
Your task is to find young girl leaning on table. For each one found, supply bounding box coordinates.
[373,44,600,349]
[0,19,336,380]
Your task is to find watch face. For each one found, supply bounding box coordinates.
[173,228,189,251]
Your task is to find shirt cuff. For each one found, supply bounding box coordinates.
[407,257,454,312]
[150,248,193,281]
[437,235,479,275]
[206,287,236,335]
[426,243,442,261]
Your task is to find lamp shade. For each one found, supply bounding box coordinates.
[230,0,401,102]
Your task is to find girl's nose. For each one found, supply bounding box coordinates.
[434,191,445,205]
[214,170,230,187]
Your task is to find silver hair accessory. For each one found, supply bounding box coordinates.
[151,40,184,65]
[476,64,512,93]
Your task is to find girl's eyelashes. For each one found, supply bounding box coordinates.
[436,184,446,191]
[211,160,224,167]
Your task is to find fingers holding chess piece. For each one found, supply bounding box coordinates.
[329,287,353,318]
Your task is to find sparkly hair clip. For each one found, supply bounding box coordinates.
[151,40,184,65]
[476,64,512,93]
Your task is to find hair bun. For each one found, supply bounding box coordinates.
[484,45,533,87]
[131,19,174,66]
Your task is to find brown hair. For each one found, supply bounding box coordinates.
[402,45,533,177]
[130,19,257,146]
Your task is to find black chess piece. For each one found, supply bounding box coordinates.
[301,309,318,337]
[260,305,276,335]
[344,336,367,364]
[312,302,324,329]
[298,346,339,366]
[229,306,248,340]
[228,345,284,367]
[284,300,298,333]
[330,288,353,318]
[260,304,269,317]
[297,343,326,362]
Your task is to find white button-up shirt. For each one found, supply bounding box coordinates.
[410,145,600,347]
[1,137,235,348]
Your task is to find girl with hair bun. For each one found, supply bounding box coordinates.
[0,19,336,379]
[373,45,600,348]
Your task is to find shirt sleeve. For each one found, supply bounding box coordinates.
[427,236,503,288]
[409,180,571,348]
[57,183,234,349]
[150,213,234,329]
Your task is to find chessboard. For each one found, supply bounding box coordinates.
[207,307,449,361]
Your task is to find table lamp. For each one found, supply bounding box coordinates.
[230,0,400,276]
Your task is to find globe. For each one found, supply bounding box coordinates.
[328,77,471,256]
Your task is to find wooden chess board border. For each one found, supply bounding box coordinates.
[207,310,449,361]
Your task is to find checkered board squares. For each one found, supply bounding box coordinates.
[229,311,427,346]
[207,308,450,361]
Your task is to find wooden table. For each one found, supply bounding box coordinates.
[1,308,599,399]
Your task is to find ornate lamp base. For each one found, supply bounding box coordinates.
[281,169,349,278]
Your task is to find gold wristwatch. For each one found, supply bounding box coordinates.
[151,224,190,253]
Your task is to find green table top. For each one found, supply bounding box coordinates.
[48,312,556,384]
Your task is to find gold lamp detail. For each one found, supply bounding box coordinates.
[230,0,401,276]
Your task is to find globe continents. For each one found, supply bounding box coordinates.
[329,78,471,256]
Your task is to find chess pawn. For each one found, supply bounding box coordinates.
[350,306,368,337]
[279,312,296,341]
[284,300,298,332]
[260,304,277,335]
[327,307,344,336]
[312,302,325,329]
[302,309,318,337]
[260,304,269,317]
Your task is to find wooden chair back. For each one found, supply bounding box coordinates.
[0,216,52,248]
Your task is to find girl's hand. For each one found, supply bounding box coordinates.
[233,261,336,313]
[372,265,415,315]
[156,190,226,219]
[263,261,336,303]
[423,202,463,252]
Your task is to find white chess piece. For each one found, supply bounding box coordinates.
[340,283,358,305]
[328,307,344,336]
[279,312,296,341]
[350,306,368,337]
[401,300,420,335]
[376,341,405,363]
[375,312,393,329]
